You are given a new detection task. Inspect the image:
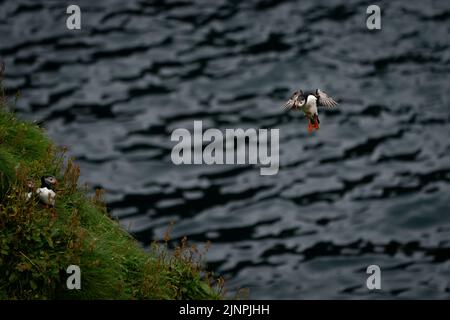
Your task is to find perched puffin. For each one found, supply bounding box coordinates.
[36,175,58,206]
[283,89,338,133]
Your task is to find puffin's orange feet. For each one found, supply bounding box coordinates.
[308,122,313,133]
[313,122,320,130]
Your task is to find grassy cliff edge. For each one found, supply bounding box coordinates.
[0,101,223,299]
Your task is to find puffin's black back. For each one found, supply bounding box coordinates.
[298,90,315,100]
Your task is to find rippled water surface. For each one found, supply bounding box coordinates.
[1,0,450,298]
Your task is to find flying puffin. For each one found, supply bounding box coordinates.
[36,175,58,206]
[283,89,338,133]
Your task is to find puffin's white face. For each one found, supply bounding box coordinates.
[46,176,57,185]
[42,175,58,189]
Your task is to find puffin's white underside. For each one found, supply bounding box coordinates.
[301,95,319,118]
[36,187,56,206]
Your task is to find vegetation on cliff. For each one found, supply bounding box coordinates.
[0,68,224,300]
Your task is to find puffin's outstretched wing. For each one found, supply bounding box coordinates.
[315,89,338,108]
[282,90,304,110]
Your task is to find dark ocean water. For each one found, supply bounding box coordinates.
[1,0,450,298]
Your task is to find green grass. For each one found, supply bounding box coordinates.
[0,80,225,299]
